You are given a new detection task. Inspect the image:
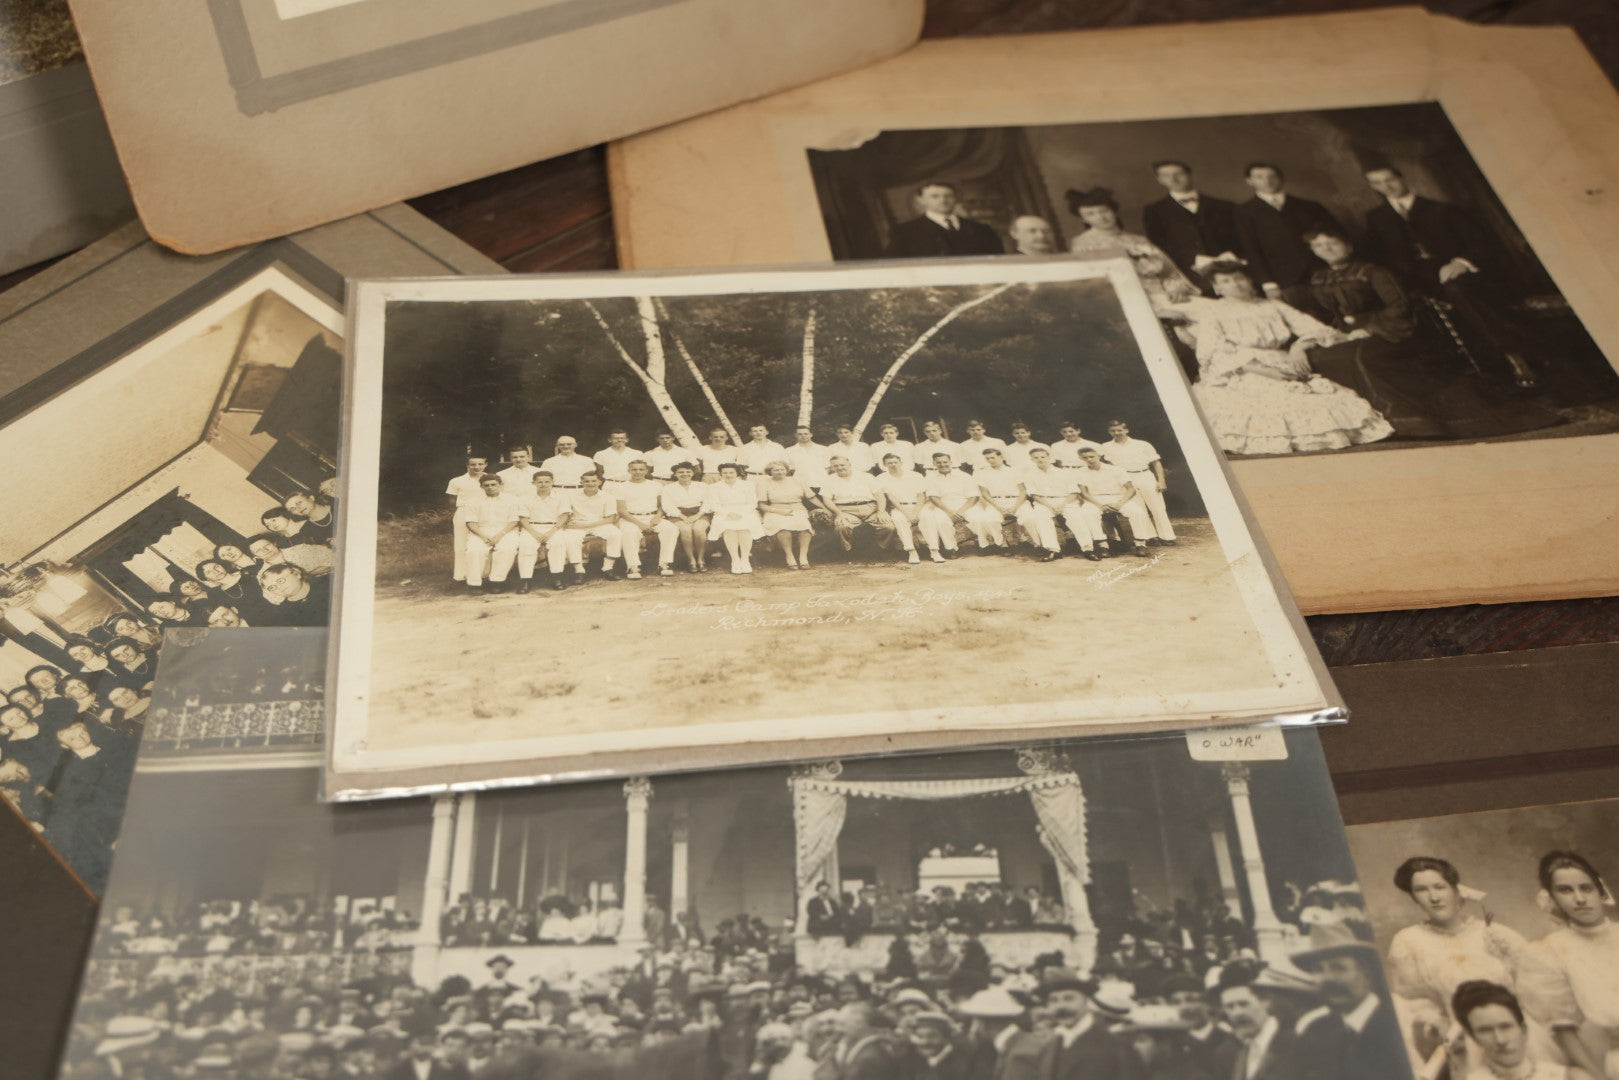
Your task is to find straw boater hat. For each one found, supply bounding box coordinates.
[1114,1004,1190,1035]
[957,987,1027,1019]
[1250,958,1321,997]
[486,954,515,969]
[1089,979,1137,1021]
[910,1011,958,1034]
[891,988,937,1010]
[1038,967,1099,998]
[1289,918,1380,973]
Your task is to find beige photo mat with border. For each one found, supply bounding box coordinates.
[607,9,1619,614]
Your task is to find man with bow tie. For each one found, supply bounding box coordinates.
[884,181,1007,258]
[1142,160,1242,295]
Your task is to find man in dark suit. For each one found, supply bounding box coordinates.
[843,885,876,946]
[1218,968,1300,1080]
[1233,162,1342,309]
[1035,968,1147,1080]
[1141,160,1242,294]
[1162,973,1239,1080]
[1362,165,1538,385]
[381,1030,471,1080]
[1289,922,1410,1080]
[831,1001,915,1078]
[883,181,1006,258]
[959,986,1049,1080]
[805,881,842,938]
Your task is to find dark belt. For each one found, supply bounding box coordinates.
[834,500,877,507]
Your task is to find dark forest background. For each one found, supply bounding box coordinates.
[375,277,1208,518]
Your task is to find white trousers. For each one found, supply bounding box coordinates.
[1124,472,1174,540]
[1074,501,1152,544]
[967,503,1009,547]
[451,507,476,580]
[919,503,985,551]
[516,529,569,576]
[561,526,622,567]
[1018,503,1094,552]
[618,520,679,567]
[887,504,921,551]
[464,531,518,585]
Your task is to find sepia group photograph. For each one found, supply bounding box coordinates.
[807,102,1619,461]
[327,259,1338,797]
[1347,796,1619,1080]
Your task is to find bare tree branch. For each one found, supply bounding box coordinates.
[850,283,1017,439]
[584,300,699,445]
[655,298,742,446]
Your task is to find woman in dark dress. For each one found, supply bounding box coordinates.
[1304,228,1560,440]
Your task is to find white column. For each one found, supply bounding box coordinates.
[670,813,690,919]
[449,791,477,901]
[619,777,652,947]
[418,796,456,945]
[1222,763,1285,963]
[1209,823,1242,919]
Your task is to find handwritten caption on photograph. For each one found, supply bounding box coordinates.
[638,587,1019,631]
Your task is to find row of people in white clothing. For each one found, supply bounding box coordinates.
[448,445,1176,586]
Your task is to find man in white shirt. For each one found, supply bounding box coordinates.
[783,426,829,487]
[641,431,691,482]
[1021,447,1092,561]
[971,447,1025,554]
[869,424,915,474]
[515,471,573,592]
[615,460,678,579]
[736,424,787,480]
[817,456,895,556]
[1101,420,1175,544]
[1001,423,1050,472]
[1074,448,1151,557]
[829,425,874,476]
[496,446,541,492]
[445,455,489,582]
[1047,423,1106,469]
[695,427,737,482]
[592,429,642,491]
[463,474,522,590]
[872,452,927,564]
[540,436,597,491]
[956,419,1007,474]
[920,455,984,557]
[911,421,959,475]
[559,471,623,581]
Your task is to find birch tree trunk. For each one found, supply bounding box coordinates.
[584,300,700,446]
[654,298,742,446]
[796,304,817,430]
[850,284,1017,439]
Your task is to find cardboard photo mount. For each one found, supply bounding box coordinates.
[605,8,1619,615]
[64,0,924,254]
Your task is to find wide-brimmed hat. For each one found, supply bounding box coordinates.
[1289,919,1379,973]
[1089,979,1136,1020]
[958,987,1026,1019]
[486,954,515,969]
[94,1016,167,1057]
[1114,1004,1189,1035]
[891,988,936,1009]
[1250,958,1322,996]
[1038,967,1098,998]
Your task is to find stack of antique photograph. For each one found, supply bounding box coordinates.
[4,3,1619,1080]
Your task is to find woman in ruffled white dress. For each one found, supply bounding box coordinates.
[1067,187,1224,331]
[705,463,764,574]
[1385,856,1548,1075]
[1191,261,1393,455]
[1518,851,1619,1079]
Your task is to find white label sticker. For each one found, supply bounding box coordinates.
[273,0,369,20]
[1185,726,1289,761]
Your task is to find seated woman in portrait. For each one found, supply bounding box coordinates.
[1066,188,1215,326]
[755,460,815,570]
[1518,850,1619,1079]
[706,462,764,575]
[1191,261,1393,455]
[1304,228,1561,441]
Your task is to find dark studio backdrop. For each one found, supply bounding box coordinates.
[375,279,1209,519]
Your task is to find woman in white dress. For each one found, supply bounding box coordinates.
[705,463,763,574]
[1519,850,1619,1079]
[756,460,814,570]
[1386,856,1542,1073]
[658,462,712,572]
[1191,261,1393,455]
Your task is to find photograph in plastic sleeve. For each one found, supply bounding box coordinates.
[61,643,1408,1080]
[0,267,343,894]
[327,259,1340,797]
[1347,796,1619,1080]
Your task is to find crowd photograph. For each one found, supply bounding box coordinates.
[62,724,1405,1079]
[1349,796,1619,1080]
[336,266,1330,783]
[808,102,1619,458]
[0,271,343,892]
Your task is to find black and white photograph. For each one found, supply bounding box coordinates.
[0,266,342,893]
[807,103,1619,459]
[1347,797,1619,1080]
[62,623,1405,1080]
[329,260,1338,797]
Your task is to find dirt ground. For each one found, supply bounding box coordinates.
[356,512,1296,753]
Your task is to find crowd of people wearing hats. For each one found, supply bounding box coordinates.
[63,876,1409,1079]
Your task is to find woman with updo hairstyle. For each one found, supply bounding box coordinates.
[1519,850,1619,1078]
[1065,187,1202,315]
[1385,855,1539,1071]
